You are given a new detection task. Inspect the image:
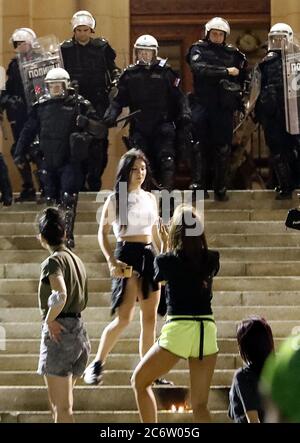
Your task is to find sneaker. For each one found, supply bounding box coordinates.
[153,378,174,386]
[83,360,103,385]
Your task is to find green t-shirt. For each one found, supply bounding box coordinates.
[38,246,88,319]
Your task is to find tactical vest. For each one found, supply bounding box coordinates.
[123,64,174,122]
[61,38,112,106]
[37,98,76,169]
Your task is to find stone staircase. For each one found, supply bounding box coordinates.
[0,190,300,423]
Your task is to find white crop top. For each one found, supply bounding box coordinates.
[112,189,158,238]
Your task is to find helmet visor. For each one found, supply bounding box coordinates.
[45,81,67,98]
[268,33,288,51]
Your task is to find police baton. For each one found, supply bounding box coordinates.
[115,109,141,126]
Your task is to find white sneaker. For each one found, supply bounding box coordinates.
[83,360,103,385]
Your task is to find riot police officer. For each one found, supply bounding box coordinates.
[103,34,191,190]
[255,23,299,200]
[186,17,247,201]
[61,10,120,191]
[0,28,42,202]
[14,68,103,248]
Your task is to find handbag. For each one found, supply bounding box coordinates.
[285,208,300,230]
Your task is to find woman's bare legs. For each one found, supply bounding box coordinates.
[138,289,160,358]
[44,374,74,423]
[131,344,180,422]
[188,353,218,422]
[95,275,141,363]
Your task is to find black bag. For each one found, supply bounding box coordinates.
[285,208,300,230]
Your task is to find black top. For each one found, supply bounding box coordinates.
[154,249,220,316]
[228,365,264,423]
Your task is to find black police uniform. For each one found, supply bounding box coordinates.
[186,39,247,199]
[103,59,191,190]
[0,57,43,200]
[14,92,100,247]
[61,37,120,191]
[255,50,300,198]
[0,151,12,206]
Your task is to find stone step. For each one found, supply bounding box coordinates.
[2,196,297,211]
[2,247,300,264]
[2,291,300,309]
[0,208,292,223]
[1,320,298,339]
[0,353,240,371]
[0,410,230,423]
[2,261,300,279]
[0,337,286,355]
[74,189,299,202]
[0,221,291,236]
[0,369,235,387]
[2,276,300,294]
[1,305,300,323]
[2,233,300,250]
[0,386,229,411]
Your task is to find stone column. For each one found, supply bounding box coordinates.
[271,0,300,32]
[79,0,130,189]
[30,0,77,41]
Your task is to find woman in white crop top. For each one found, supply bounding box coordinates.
[84,149,169,386]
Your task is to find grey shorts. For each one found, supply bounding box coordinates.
[37,317,91,377]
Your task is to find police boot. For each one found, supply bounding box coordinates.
[188,142,209,199]
[15,162,36,202]
[0,154,13,206]
[214,145,231,202]
[159,155,175,191]
[272,154,293,200]
[34,169,46,204]
[59,193,78,249]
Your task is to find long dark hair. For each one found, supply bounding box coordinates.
[114,149,154,227]
[168,205,208,273]
[37,207,65,246]
[237,316,275,374]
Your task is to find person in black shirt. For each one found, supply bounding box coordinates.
[186,17,247,201]
[61,10,120,191]
[131,204,219,423]
[0,27,41,202]
[103,34,191,190]
[228,316,274,423]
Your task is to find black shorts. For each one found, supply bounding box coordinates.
[111,241,159,315]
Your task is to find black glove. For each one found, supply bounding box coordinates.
[103,114,117,128]
[76,114,89,130]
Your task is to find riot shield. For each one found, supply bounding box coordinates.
[245,65,261,113]
[233,65,261,135]
[282,34,300,134]
[18,35,64,108]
